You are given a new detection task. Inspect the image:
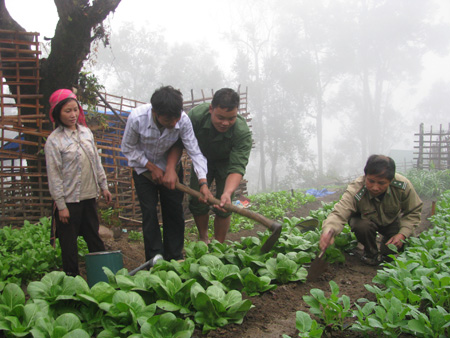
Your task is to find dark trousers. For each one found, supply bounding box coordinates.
[349,216,401,257]
[55,198,105,276]
[133,169,185,261]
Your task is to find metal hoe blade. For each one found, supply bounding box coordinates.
[288,218,319,235]
[260,221,282,253]
[307,250,328,282]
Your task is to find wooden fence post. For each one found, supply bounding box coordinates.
[417,123,424,169]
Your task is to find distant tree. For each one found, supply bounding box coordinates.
[275,0,450,175]
[417,79,450,128]
[231,19,271,192]
[92,23,168,101]
[275,0,353,178]
[230,0,313,192]
[331,0,449,162]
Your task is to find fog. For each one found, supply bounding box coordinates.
[16,0,450,195]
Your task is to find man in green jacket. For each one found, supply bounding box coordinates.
[319,154,423,265]
[181,88,252,243]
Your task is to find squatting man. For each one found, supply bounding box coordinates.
[319,154,423,266]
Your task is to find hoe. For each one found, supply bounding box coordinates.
[142,171,282,254]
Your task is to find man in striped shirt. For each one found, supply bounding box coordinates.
[121,86,210,262]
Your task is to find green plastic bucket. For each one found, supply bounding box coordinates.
[85,250,123,287]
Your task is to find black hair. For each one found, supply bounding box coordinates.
[150,86,183,119]
[52,98,77,128]
[364,155,396,181]
[211,88,240,112]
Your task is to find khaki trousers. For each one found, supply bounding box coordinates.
[349,216,401,257]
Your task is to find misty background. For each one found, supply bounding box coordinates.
[10,0,450,194]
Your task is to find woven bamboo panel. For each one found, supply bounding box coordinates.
[0,30,48,226]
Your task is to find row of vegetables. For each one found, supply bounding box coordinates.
[0,218,87,286]
[285,191,450,338]
[0,197,354,337]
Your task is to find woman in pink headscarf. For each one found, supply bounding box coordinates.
[45,89,112,276]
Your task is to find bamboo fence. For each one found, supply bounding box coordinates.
[414,123,450,170]
[0,30,47,227]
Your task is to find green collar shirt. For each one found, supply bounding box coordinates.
[188,103,252,178]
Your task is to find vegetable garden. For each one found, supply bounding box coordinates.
[0,169,449,337]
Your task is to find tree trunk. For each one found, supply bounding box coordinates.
[41,0,121,115]
[269,138,278,191]
[316,86,324,178]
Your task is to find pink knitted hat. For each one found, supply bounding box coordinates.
[49,89,87,126]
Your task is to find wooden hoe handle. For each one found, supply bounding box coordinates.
[175,182,279,231]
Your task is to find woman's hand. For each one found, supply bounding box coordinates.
[102,189,112,203]
[59,208,70,224]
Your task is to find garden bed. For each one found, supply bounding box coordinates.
[92,192,433,338]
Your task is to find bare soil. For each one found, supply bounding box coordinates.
[86,191,433,338]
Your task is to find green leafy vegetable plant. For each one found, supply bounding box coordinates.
[146,271,196,315]
[258,253,307,284]
[190,283,253,333]
[282,311,324,338]
[405,169,450,198]
[407,305,450,338]
[128,230,144,242]
[303,281,351,332]
[0,218,61,285]
[351,296,416,336]
[239,267,277,296]
[30,313,91,338]
[139,312,195,338]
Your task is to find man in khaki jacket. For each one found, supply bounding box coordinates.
[320,154,423,265]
